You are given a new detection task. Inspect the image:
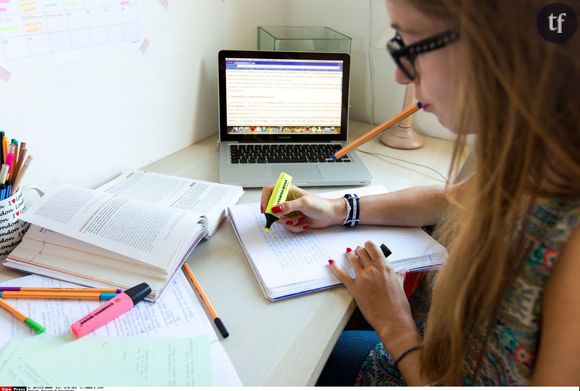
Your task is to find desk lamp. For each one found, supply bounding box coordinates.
[379,84,424,149]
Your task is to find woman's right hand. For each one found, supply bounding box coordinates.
[260,185,346,232]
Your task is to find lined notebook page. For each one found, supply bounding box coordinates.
[228,186,447,299]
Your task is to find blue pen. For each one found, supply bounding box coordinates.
[5,183,10,199]
[0,185,5,201]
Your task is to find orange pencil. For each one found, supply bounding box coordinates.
[182,263,229,338]
[0,286,121,293]
[0,297,45,333]
[1,136,8,164]
[333,101,425,160]
[0,291,118,300]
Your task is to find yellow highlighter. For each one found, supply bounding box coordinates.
[264,172,293,232]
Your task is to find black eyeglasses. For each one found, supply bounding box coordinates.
[387,30,460,81]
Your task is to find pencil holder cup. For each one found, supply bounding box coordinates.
[0,186,43,261]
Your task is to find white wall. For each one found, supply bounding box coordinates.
[1,0,453,193]
[285,0,454,139]
[0,0,289,192]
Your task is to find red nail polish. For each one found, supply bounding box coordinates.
[328,259,334,265]
[303,225,310,230]
[285,220,293,225]
[346,247,352,253]
[260,204,264,213]
[271,205,282,213]
[298,216,306,223]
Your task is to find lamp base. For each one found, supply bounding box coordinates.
[379,124,424,150]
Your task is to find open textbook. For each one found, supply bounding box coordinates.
[4,170,244,301]
[0,272,242,386]
[228,186,448,300]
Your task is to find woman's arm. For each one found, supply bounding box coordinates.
[329,242,430,385]
[359,183,456,227]
[260,182,465,232]
[530,226,580,385]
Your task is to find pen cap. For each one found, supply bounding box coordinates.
[124,282,151,305]
[380,244,392,258]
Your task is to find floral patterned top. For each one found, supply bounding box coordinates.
[356,199,580,386]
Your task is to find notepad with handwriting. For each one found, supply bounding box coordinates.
[228,186,447,300]
[4,170,244,301]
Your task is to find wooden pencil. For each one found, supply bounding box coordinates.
[333,101,424,160]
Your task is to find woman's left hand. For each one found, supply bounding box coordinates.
[330,240,419,349]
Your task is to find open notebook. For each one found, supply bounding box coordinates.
[228,186,447,300]
[4,171,244,301]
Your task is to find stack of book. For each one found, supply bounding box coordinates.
[4,170,244,301]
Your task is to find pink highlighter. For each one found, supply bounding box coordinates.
[71,282,151,338]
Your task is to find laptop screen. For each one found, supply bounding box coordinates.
[219,50,350,143]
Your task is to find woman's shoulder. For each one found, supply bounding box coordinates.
[525,199,580,280]
[542,200,580,251]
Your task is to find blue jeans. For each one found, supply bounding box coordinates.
[316,330,379,386]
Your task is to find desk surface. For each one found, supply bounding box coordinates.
[0,121,461,386]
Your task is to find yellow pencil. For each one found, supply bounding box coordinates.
[333,101,424,160]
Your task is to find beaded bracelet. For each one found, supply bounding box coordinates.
[393,344,423,369]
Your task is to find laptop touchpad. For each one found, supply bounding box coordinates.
[270,165,322,182]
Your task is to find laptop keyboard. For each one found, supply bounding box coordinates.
[230,144,352,164]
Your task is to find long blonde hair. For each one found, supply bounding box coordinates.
[407,0,580,384]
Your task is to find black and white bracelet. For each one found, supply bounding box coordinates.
[342,194,360,227]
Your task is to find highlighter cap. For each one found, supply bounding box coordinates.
[124,282,151,305]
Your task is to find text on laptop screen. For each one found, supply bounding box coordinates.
[225,58,343,135]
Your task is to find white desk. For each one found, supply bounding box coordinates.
[0,121,463,386]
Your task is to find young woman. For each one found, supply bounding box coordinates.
[260,0,580,385]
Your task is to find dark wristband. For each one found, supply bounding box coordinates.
[393,344,423,368]
[343,194,360,227]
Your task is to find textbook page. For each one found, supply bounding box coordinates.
[98,170,244,236]
[20,185,203,270]
[0,273,242,386]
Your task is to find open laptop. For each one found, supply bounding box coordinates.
[218,50,372,187]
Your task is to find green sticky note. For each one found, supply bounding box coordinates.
[0,336,213,386]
